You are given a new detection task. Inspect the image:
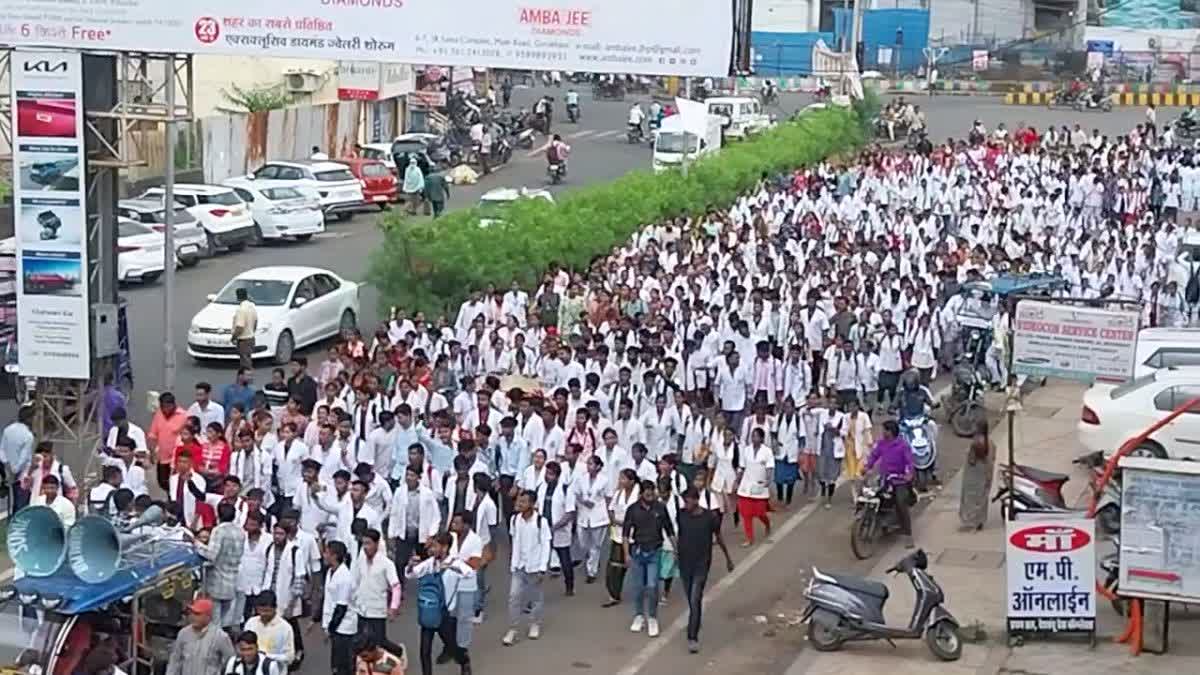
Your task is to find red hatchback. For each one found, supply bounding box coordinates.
[340,157,398,209]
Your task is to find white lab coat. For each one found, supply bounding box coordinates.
[536,480,577,548]
[387,484,441,542]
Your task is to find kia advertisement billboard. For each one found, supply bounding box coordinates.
[0,1,733,77]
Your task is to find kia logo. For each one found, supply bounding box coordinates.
[1009,525,1091,553]
[23,61,68,74]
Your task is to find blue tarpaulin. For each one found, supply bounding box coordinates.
[751,31,837,75]
[14,545,204,615]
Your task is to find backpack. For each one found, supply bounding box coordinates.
[416,572,446,629]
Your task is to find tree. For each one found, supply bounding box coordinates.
[220,84,293,113]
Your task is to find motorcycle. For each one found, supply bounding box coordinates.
[567,102,580,123]
[1045,87,1082,109]
[761,88,779,106]
[1073,91,1113,112]
[1090,464,1122,535]
[900,414,937,491]
[992,463,1074,520]
[1100,536,1127,617]
[803,549,963,661]
[627,122,644,144]
[850,475,915,560]
[1174,118,1200,142]
[547,161,566,185]
[947,363,986,437]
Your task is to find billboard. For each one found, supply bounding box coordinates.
[12,51,90,380]
[338,61,381,101]
[1012,301,1139,384]
[1006,515,1096,634]
[1088,0,1200,29]
[0,1,733,77]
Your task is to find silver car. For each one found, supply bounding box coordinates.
[117,198,209,265]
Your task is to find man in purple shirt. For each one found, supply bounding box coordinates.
[864,419,916,548]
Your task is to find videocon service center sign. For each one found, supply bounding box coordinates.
[0,0,733,77]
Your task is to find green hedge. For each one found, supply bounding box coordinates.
[368,104,869,316]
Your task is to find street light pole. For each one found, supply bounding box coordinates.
[163,57,177,392]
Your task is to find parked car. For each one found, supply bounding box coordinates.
[223,183,325,243]
[230,160,365,221]
[339,157,398,209]
[477,187,554,227]
[187,266,360,364]
[117,197,207,266]
[114,218,175,284]
[139,184,256,254]
[1078,366,1200,460]
[359,133,440,174]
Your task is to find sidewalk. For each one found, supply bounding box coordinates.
[787,381,1200,675]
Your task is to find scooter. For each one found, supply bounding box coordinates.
[901,414,937,491]
[1073,91,1113,113]
[627,122,644,144]
[803,549,963,661]
[567,102,580,123]
[547,161,566,185]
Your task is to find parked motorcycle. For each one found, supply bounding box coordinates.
[901,414,937,491]
[1091,465,1122,535]
[850,475,916,560]
[947,363,986,437]
[992,463,1074,520]
[803,549,963,661]
[547,161,566,185]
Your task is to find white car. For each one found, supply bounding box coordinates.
[116,218,172,283]
[232,160,365,221]
[0,218,175,284]
[139,184,257,254]
[359,133,440,173]
[187,266,360,364]
[1078,367,1200,460]
[477,187,554,227]
[223,183,326,243]
[117,197,208,266]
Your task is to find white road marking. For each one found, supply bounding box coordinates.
[593,130,621,139]
[527,141,551,158]
[313,232,353,240]
[567,129,597,139]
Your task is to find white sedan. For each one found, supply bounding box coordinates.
[1078,367,1200,460]
[0,218,175,284]
[224,183,326,243]
[187,266,360,364]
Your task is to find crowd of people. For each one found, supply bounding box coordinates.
[4,108,1198,675]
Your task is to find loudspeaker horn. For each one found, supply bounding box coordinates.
[7,505,67,577]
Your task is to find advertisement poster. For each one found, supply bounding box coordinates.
[1006,515,1097,634]
[337,61,381,101]
[12,50,90,380]
[0,0,733,77]
[1012,300,1139,384]
[1118,457,1200,604]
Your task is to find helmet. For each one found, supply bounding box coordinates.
[900,369,920,389]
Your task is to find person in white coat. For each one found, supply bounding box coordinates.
[736,427,774,546]
[773,397,803,507]
[503,490,552,646]
[906,315,941,384]
[315,472,382,548]
[388,464,441,574]
[708,425,739,520]
[573,454,610,584]
[261,522,306,666]
[537,461,578,595]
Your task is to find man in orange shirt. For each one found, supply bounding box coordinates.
[147,391,188,492]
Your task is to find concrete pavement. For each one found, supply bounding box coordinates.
[786,381,1200,675]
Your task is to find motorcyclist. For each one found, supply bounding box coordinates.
[546,133,570,170]
[533,95,553,134]
[1181,105,1198,131]
[648,100,663,129]
[896,369,939,486]
[628,102,646,137]
[565,89,580,121]
[761,78,777,102]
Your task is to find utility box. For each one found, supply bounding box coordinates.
[91,303,119,357]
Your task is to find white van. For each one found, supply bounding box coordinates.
[652,114,723,173]
[705,96,772,140]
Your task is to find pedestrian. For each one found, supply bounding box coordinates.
[242,591,295,667]
[222,630,284,675]
[478,125,492,176]
[676,487,734,654]
[165,597,235,675]
[622,479,676,638]
[958,423,995,531]
[408,531,475,675]
[30,474,74,526]
[503,489,551,646]
[286,358,320,417]
[468,473,498,622]
[773,397,801,508]
[350,528,401,644]
[843,398,873,494]
[261,523,306,668]
[223,369,258,420]
[199,502,246,629]
[708,425,738,523]
[318,540,358,675]
[864,420,916,548]
[402,157,426,215]
[655,475,681,604]
[354,636,407,675]
[573,454,610,585]
[604,468,639,607]
[817,403,846,509]
[232,288,258,371]
[388,464,441,574]
[537,460,577,595]
[148,391,188,492]
[425,169,450,218]
[735,428,773,546]
[0,405,34,513]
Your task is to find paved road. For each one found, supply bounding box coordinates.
[291,420,979,675]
